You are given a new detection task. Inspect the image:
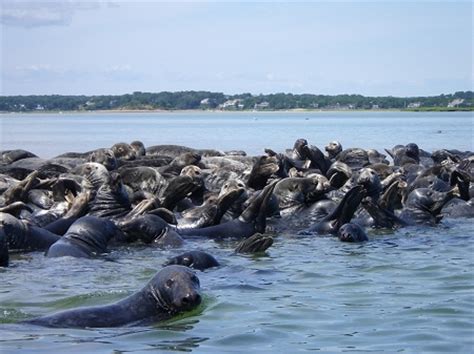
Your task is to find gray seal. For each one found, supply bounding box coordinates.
[24,265,201,328]
[337,223,368,242]
[46,216,124,258]
[164,251,220,271]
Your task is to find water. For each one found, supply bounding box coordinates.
[0,111,472,157]
[0,111,473,353]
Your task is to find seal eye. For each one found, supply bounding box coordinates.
[165,279,174,289]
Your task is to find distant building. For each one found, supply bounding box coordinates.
[447,98,464,108]
[407,102,421,108]
[219,99,244,110]
[337,104,354,110]
[371,104,379,110]
[35,104,45,110]
[200,98,210,105]
[254,101,270,110]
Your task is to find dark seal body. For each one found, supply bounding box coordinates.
[46,216,122,258]
[0,228,9,266]
[0,212,60,251]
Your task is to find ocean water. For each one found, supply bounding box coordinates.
[0,111,472,157]
[0,111,473,353]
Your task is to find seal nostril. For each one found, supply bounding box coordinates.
[181,293,201,308]
[181,295,190,305]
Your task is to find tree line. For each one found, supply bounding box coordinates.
[0,90,472,112]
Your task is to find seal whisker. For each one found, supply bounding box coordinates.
[149,284,174,314]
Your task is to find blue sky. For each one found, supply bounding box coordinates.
[1,1,472,96]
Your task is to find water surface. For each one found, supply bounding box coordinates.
[1,111,472,157]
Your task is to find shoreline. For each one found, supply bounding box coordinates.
[0,107,471,115]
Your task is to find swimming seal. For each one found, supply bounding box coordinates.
[24,265,201,328]
[337,223,368,242]
[164,251,220,271]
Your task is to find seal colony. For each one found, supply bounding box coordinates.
[0,139,472,328]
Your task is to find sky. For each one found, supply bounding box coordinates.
[1,1,472,97]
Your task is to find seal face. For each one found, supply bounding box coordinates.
[149,265,202,314]
[88,148,117,171]
[325,141,342,160]
[338,223,368,242]
[111,143,136,161]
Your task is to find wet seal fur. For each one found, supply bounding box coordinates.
[45,216,123,258]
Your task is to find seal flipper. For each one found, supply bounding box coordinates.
[303,185,366,235]
[302,145,331,175]
[247,156,279,190]
[212,186,245,225]
[160,175,201,210]
[361,198,407,229]
[178,181,277,240]
[450,163,471,201]
[0,202,32,217]
[2,170,39,205]
[380,179,406,213]
[324,185,366,232]
[239,180,278,233]
[234,233,273,254]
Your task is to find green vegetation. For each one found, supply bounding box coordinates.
[0,91,472,112]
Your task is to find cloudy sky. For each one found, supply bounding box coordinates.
[1,1,472,96]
